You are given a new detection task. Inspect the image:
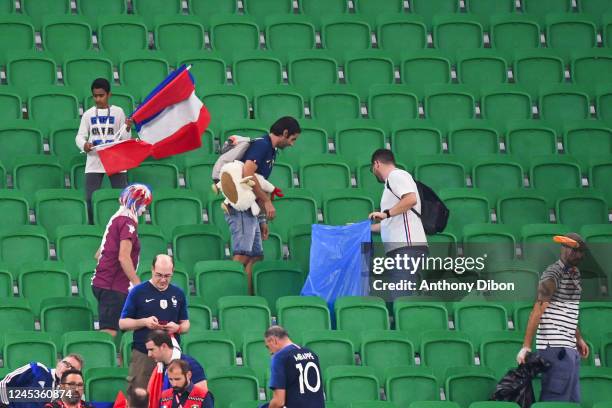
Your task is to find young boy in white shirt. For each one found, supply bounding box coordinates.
[76,78,133,223]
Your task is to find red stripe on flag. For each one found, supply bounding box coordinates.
[150,104,211,159]
[97,139,152,176]
[132,69,195,124]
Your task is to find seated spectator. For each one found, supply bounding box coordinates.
[44,369,92,408]
[159,360,213,408]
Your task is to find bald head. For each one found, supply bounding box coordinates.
[151,254,174,291]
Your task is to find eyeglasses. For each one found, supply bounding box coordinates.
[60,360,74,369]
[62,382,84,388]
[154,273,172,280]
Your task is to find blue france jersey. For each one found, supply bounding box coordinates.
[269,344,325,408]
[240,135,276,179]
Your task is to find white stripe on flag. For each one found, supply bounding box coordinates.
[138,91,203,145]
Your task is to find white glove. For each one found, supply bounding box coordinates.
[516,346,531,364]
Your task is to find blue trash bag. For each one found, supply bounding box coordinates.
[301,220,372,306]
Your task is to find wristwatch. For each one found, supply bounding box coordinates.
[383,209,391,219]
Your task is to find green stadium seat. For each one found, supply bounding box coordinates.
[206,195,231,243]
[427,232,459,259]
[40,296,93,333]
[597,86,612,126]
[556,191,608,231]
[138,265,189,294]
[505,121,558,168]
[432,15,483,55]
[218,296,271,350]
[481,86,533,127]
[0,88,22,121]
[444,367,497,408]
[393,299,448,342]
[490,15,541,55]
[335,296,390,349]
[0,265,12,297]
[571,49,612,95]
[326,366,380,405]
[21,0,71,30]
[194,260,247,315]
[415,157,466,192]
[335,120,386,167]
[77,260,97,314]
[1,226,51,277]
[253,261,303,315]
[154,17,205,64]
[579,367,612,408]
[287,51,339,98]
[189,0,237,26]
[376,15,427,64]
[401,50,452,95]
[186,297,212,330]
[440,189,490,238]
[271,189,318,243]
[479,331,525,379]
[310,87,362,133]
[298,0,348,30]
[472,157,524,204]
[128,160,179,190]
[207,367,259,408]
[242,330,270,383]
[513,49,565,99]
[530,155,582,197]
[0,0,14,14]
[3,331,57,369]
[184,156,219,198]
[48,120,81,170]
[302,330,355,373]
[277,119,328,169]
[590,158,612,204]
[6,52,57,98]
[563,121,612,168]
[463,224,517,270]
[601,333,612,367]
[0,190,29,236]
[344,51,395,100]
[179,51,227,94]
[85,367,129,404]
[77,0,126,27]
[150,189,202,242]
[243,0,293,27]
[457,50,508,87]
[233,52,284,96]
[410,0,459,29]
[447,121,500,167]
[210,15,260,64]
[269,161,294,191]
[276,296,331,339]
[119,331,133,367]
[605,15,612,48]
[420,330,474,382]
[220,119,269,142]
[119,52,170,100]
[136,225,168,272]
[35,190,88,242]
[0,298,35,331]
[299,157,352,205]
[91,189,122,226]
[385,367,440,406]
[42,16,93,64]
[27,87,80,133]
[368,86,419,131]
[352,402,398,408]
[0,16,35,64]
[63,331,116,369]
[497,191,550,236]
[353,0,405,27]
[322,189,374,226]
[390,120,442,165]
[579,0,612,18]
[262,231,283,261]
[580,302,612,350]
[361,330,414,383]
[173,225,225,275]
[131,0,182,29]
[521,223,572,272]
[321,16,372,64]
[13,156,64,206]
[55,225,103,279]
[183,331,236,372]
[425,85,476,124]
[18,261,71,317]
[512,302,534,333]
[98,16,148,64]
[265,15,316,59]
[465,0,515,26]
[288,224,313,274]
[531,404,581,408]
[253,87,305,122]
[593,403,612,408]
[453,302,509,347]
[546,14,598,62]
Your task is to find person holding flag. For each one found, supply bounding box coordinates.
[159,360,213,408]
[76,78,133,223]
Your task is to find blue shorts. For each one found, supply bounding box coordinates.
[225,207,264,257]
[538,346,581,402]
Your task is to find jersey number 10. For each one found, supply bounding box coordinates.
[295,362,321,394]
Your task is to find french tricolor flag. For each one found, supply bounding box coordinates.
[95,65,211,175]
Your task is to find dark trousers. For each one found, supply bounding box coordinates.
[538,346,581,402]
[86,172,128,223]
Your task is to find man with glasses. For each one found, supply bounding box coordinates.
[1,355,84,408]
[516,233,590,402]
[44,369,92,408]
[119,255,189,390]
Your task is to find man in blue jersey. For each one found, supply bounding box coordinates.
[119,255,189,390]
[263,326,324,408]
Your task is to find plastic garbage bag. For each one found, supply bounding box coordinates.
[491,352,551,407]
[301,220,371,305]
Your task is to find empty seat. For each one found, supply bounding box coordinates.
[480,332,527,379]
[445,367,497,408]
[288,224,313,274]
[420,330,475,381]
[335,297,390,347]
[133,225,167,273]
[265,15,316,58]
[85,367,129,405]
[21,0,71,30]
[173,225,225,275]
[18,261,71,317]
[481,86,533,127]
[497,191,550,236]
[128,161,179,191]
[415,157,466,192]
[563,121,612,166]
[472,157,524,204]
[401,50,452,94]
[361,330,415,383]
[522,0,573,23]
[205,195,231,243]
[530,155,582,195]
[579,367,612,408]
[391,120,442,165]
[253,261,304,315]
[0,298,36,332]
[457,50,508,87]
[189,0,237,26]
[505,120,558,168]
[514,49,565,98]
[0,89,22,121]
[119,52,170,100]
[132,0,182,28]
[287,51,339,98]
[270,189,318,242]
[63,331,117,369]
[0,16,35,65]
[0,190,29,236]
[233,52,284,95]
[35,189,88,242]
[368,85,419,130]
[242,330,271,383]
[334,120,386,166]
[201,87,250,128]
[433,15,483,54]
[218,296,271,350]
[27,88,80,133]
[354,0,405,27]
[302,330,355,372]
[91,189,124,226]
[154,17,205,64]
[394,299,448,341]
[453,302,509,347]
[326,366,380,405]
[150,189,202,242]
[299,157,352,205]
[447,120,500,166]
[424,85,476,124]
[601,333,612,368]
[377,15,427,64]
[182,331,236,372]
[276,296,331,339]
[546,14,598,61]
[253,87,305,122]
[385,367,440,406]
[578,0,612,18]
[521,223,573,271]
[207,367,259,408]
[42,16,93,63]
[13,156,64,206]
[310,87,361,133]
[590,158,612,204]
[209,15,260,64]
[1,227,50,276]
[98,16,148,64]
[465,0,515,24]
[56,225,103,279]
[321,16,372,64]
[410,0,459,29]
[344,51,395,100]
[298,0,348,29]
[243,0,293,27]
[178,51,227,94]
[40,296,94,333]
[6,52,56,98]
[276,119,328,169]
[322,189,374,226]
[440,189,490,238]
[77,0,126,25]
[490,15,541,54]
[193,260,248,314]
[48,120,83,169]
[571,49,612,94]
[3,332,56,369]
[463,224,517,268]
[187,298,213,330]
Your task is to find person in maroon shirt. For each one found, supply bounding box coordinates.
[92,183,152,338]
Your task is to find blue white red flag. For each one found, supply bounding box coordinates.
[95,65,211,175]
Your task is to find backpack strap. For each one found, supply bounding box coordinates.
[386,180,422,218]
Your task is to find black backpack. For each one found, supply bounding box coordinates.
[386,179,449,235]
